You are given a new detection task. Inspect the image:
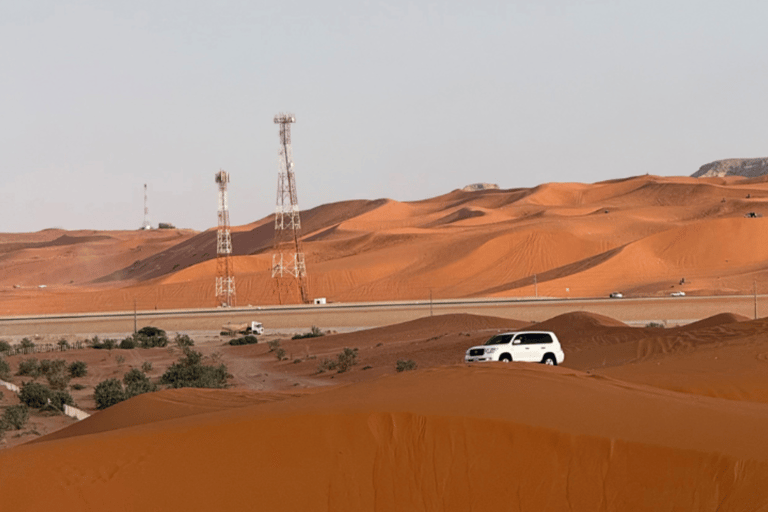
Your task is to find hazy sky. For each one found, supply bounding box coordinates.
[2,1,766,232]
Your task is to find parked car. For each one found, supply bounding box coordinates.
[609,292,623,298]
[464,331,565,365]
[670,291,686,297]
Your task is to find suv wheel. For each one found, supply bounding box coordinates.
[499,354,512,363]
[542,355,556,366]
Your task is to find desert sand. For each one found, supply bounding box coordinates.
[4,311,768,509]
[2,174,768,314]
[4,175,768,510]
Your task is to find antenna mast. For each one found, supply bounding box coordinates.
[141,184,151,230]
[215,170,236,307]
[272,113,309,304]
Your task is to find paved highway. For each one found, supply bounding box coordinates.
[0,295,761,337]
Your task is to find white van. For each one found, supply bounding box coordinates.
[464,331,565,365]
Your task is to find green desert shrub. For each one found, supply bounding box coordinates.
[136,326,168,348]
[0,340,11,353]
[46,390,75,412]
[94,378,127,410]
[16,358,40,377]
[46,370,70,391]
[91,337,118,350]
[266,340,281,352]
[228,335,258,346]
[160,349,229,389]
[119,336,137,349]
[292,326,325,340]
[20,338,35,350]
[336,348,358,373]
[141,361,153,373]
[1,405,29,430]
[275,347,287,361]
[68,361,88,378]
[0,358,10,380]
[18,381,53,408]
[396,359,418,372]
[174,334,194,348]
[40,359,66,376]
[123,368,157,398]
[316,358,338,373]
[37,359,69,390]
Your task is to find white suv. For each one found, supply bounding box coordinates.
[464,331,565,365]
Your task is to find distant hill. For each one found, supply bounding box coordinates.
[692,158,768,178]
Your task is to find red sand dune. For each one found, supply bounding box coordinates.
[3,364,768,510]
[2,174,768,313]
[4,312,768,508]
[5,174,768,509]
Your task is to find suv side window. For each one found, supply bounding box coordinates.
[514,334,533,345]
[515,333,553,344]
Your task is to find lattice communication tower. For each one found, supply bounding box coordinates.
[141,184,151,230]
[272,113,309,304]
[215,170,236,307]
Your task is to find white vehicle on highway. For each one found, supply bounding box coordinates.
[464,331,565,365]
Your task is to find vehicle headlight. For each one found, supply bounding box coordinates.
[485,347,497,353]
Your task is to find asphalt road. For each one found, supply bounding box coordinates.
[0,295,761,337]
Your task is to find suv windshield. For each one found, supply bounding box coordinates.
[484,334,513,345]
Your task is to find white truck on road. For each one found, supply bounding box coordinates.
[221,321,264,336]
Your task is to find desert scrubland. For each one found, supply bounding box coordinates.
[3,175,768,510]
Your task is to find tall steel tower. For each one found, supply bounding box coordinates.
[141,184,151,230]
[215,170,236,307]
[273,113,309,304]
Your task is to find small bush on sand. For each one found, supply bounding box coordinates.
[336,348,358,373]
[94,378,127,410]
[316,358,338,374]
[645,322,665,329]
[68,361,88,378]
[0,358,10,380]
[18,381,53,408]
[396,360,417,372]
[1,405,29,430]
[45,390,75,412]
[136,326,168,348]
[0,340,12,353]
[228,335,258,346]
[275,347,287,361]
[16,358,40,378]
[141,361,153,373]
[267,340,281,352]
[292,326,325,340]
[174,334,194,348]
[160,349,230,389]
[123,368,157,397]
[91,337,118,350]
[119,336,136,349]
